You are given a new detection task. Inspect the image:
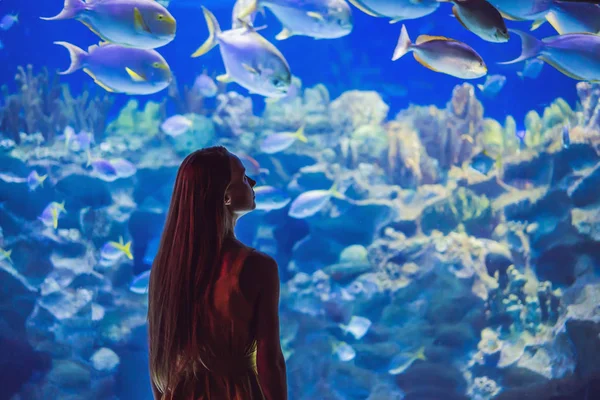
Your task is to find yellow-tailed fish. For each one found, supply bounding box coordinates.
[440,0,509,43]
[191,7,292,98]
[102,236,134,261]
[0,248,12,264]
[27,170,48,192]
[388,346,427,375]
[39,201,66,229]
[392,24,487,79]
[259,125,307,154]
[41,0,176,49]
[288,181,346,219]
[54,41,172,95]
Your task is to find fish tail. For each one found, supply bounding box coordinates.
[191,7,221,58]
[498,29,543,65]
[121,242,134,260]
[295,125,307,143]
[236,0,258,21]
[39,174,48,187]
[415,346,427,361]
[54,41,87,75]
[40,0,86,21]
[392,25,412,61]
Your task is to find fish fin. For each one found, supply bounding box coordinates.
[122,241,134,260]
[276,28,294,40]
[452,6,470,31]
[477,84,484,91]
[392,24,412,61]
[237,0,258,20]
[499,10,526,21]
[54,41,87,75]
[413,52,440,72]
[498,29,543,65]
[83,67,97,80]
[134,7,151,34]
[389,18,404,24]
[415,346,427,360]
[307,11,324,21]
[346,0,384,18]
[530,18,546,31]
[192,7,221,58]
[51,207,59,229]
[79,20,109,41]
[416,34,458,45]
[38,174,48,187]
[242,63,260,75]
[295,125,307,143]
[125,67,147,82]
[40,0,86,20]
[539,55,586,81]
[216,73,233,83]
[94,79,117,93]
[545,12,565,35]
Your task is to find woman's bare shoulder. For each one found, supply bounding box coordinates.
[244,248,278,269]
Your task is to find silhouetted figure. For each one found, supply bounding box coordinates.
[147,146,287,400]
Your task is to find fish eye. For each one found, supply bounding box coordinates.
[157,14,165,20]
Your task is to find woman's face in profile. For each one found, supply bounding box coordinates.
[225,152,257,213]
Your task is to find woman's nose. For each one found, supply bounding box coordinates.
[250,177,256,187]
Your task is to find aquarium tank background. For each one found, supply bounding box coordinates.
[1,0,600,399]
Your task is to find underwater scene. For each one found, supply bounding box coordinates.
[2,0,600,399]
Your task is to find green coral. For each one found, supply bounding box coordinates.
[481,115,519,156]
[106,99,164,139]
[525,110,543,148]
[170,114,216,156]
[541,98,572,130]
[421,187,492,236]
[350,123,388,161]
[523,99,573,149]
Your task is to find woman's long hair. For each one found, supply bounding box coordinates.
[148,146,232,395]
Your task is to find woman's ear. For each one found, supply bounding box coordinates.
[224,192,232,206]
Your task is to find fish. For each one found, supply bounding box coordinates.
[517,58,544,79]
[130,270,151,294]
[288,181,346,219]
[388,346,427,375]
[101,237,134,261]
[253,185,291,211]
[193,72,219,97]
[339,316,372,340]
[332,341,356,361]
[488,0,553,21]
[499,29,600,82]
[562,124,571,148]
[345,0,439,22]
[237,0,353,40]
[233,0,260,29]
[191,7,292,98]
[38,201,66,229]
[260,125,307,154]
[0,13,18,31]
[515,129,526,146]
[239,154,270,177]
[441,0,509,43]
[392,25,487,79]
[41,0,176,49]
[532,2,600,35]
[87,152,120,182]
[54,41,172,95]
[27,171,48,192]
[477,74,506,96]
[161,115,194,137]
[109,158,137,178]
[0,248,12,264]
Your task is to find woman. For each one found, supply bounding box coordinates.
[148,146,288,400]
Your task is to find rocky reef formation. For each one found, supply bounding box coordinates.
[1,73,600,400]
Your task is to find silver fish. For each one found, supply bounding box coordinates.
[233,0,259,29]
[392,25,488,79]
[288,182,345,219]
[161,115,193,136]
[237,0,353,40]
[443,0,509,43]
[534,2,600,34]
[41,0,176,49]
[254,186,291,211]
[54,41,172,95]
[477,74,506,96]
[27,170,48,192]
[260,125,307,153]
[500,29,600,82]
[517,58,544,79]
[488,0,553,21]
[192,7,291,98]
[130,270,151,294]
[346,0,439,22]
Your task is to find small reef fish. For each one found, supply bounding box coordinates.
[392,25,487,79]
[441,0,509,43]
[288,181,346,219]
[0,13,19,31]
[488,0,552,21]
[477,74,506,97]
[0,248,12,264]
[260,125,307,154]
[41,0,176,49]
[517,58,544,79]
[388,346,427,375]
[532,2,600,35]
[239,154,270,177]
[87,152,120,182]
[237,0,353,40]
[253,186,291,211]
[27,171,48,192]
[562,124,571,148]
[332,340,356,362]
[500,29,600,82]
[346,0,439,22]
[39,201,66,229]
[109,158,137,178]
[161,115,193,137]
[54,41,172,95]
[192,7,292,98]
[101,237,134,261]
[193,72,219,97]
[339,316,372,340]
[130,269,151,294]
